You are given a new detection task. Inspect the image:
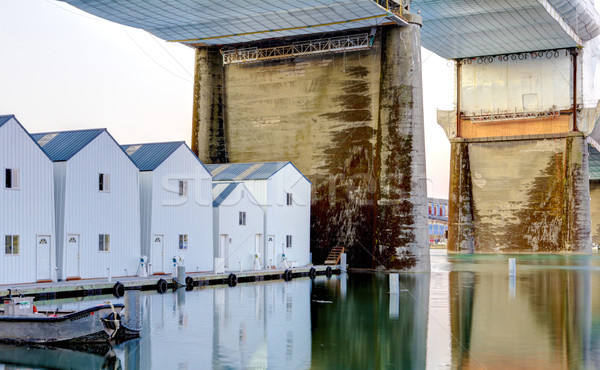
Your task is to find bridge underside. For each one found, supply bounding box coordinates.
[59,0,600,257]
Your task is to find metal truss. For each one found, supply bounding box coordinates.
[466,110,562,123]
[221,33,372,64]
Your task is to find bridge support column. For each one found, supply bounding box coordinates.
[192,47,228,163]
[447,141,474,253]
[376,16,430,271]
[447,134,591,253]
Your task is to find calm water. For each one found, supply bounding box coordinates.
[2,250,600,369]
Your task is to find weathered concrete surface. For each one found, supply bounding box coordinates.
[590,181,600,245]
[447,141,474,253]
[223,40,381,268]
[192,48,228,163]
[448,136,591,252]
[376,25,430,271]
[193,24,430,270]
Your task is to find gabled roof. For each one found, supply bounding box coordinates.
[212,182,240,207]
[589,144,600,180]
[30,129,105,162]
[206,161,292,181]
[0,115,54,160]
[0,114,15,128]
[121,141,185,171]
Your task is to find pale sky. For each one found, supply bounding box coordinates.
[0,0,453,199]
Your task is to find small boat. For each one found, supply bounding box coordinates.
[0,294,140,344]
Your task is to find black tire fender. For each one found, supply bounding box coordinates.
[113,282,125,298]
[156,278,168,294]
[227,273,237,287]
[185,276,194,289]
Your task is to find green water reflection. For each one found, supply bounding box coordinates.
[2,251,600,369]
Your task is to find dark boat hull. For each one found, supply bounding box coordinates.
[0,304,138,343]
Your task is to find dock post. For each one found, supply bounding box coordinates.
[389,273,400,294]
[508,258,516,277]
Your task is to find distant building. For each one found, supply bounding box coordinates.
[32,129,140,281]
[212,182,264,272]
[0,115,55,284]
[207,162,311,269]
[122,142,213,274]
[589,143,600,246]
[428,198,448,243]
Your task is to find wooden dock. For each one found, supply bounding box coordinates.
[0,265,340,302]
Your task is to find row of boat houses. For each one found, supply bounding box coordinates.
[1,115,311,285]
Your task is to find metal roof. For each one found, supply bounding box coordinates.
[589,144,600,180]
[121,141,185,171]
[31,129,105,162]
[58,0,402,46]
[412,0,600,59]
[212,182,240,207]
[0,115,54,160]
[0,115,15,128]
[206,161,289,181]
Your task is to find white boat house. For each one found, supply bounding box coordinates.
[212,182,264,272]
[31,129,140,281]
[121,141,213,274]
[0,115,55,284]
[207,162,311,269]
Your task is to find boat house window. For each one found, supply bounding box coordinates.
[286,193,293,206]
[99,234,110,252]
[5,169,19,189]
[99,173,110,192]
[239,211,246,226]
[179,234,188,250]
[178,180,188,197]
[4,235,19,255]
[286,235,292,249]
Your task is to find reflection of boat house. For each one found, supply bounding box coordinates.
[212,183,264,272]
[122,142,213,274]
[31,129,140,280]
[207,162,311,269]
[0,115,55,284]
[428,198,448,243]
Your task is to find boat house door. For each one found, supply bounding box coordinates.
[66,234,80,279]
[36,235,52,282]
[152,235,164,273]
[267,235,275,268]
[220,234,228,269]
[255,234,263,269]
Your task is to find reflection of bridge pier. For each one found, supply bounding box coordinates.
[449,258,592,367]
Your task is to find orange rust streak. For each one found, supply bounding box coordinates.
[459,115,571,138]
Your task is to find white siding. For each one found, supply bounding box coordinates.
[58,131,140,279]
[148,146,213,273]
[265,164,311,267]
[0,119,55,284]
[139,171,153,260]
[214,184,264,272]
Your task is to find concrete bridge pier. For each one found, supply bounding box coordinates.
[439,49,595,253]
[191,15,430,270]
[376,16,430,271]
[192,47,228,164]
